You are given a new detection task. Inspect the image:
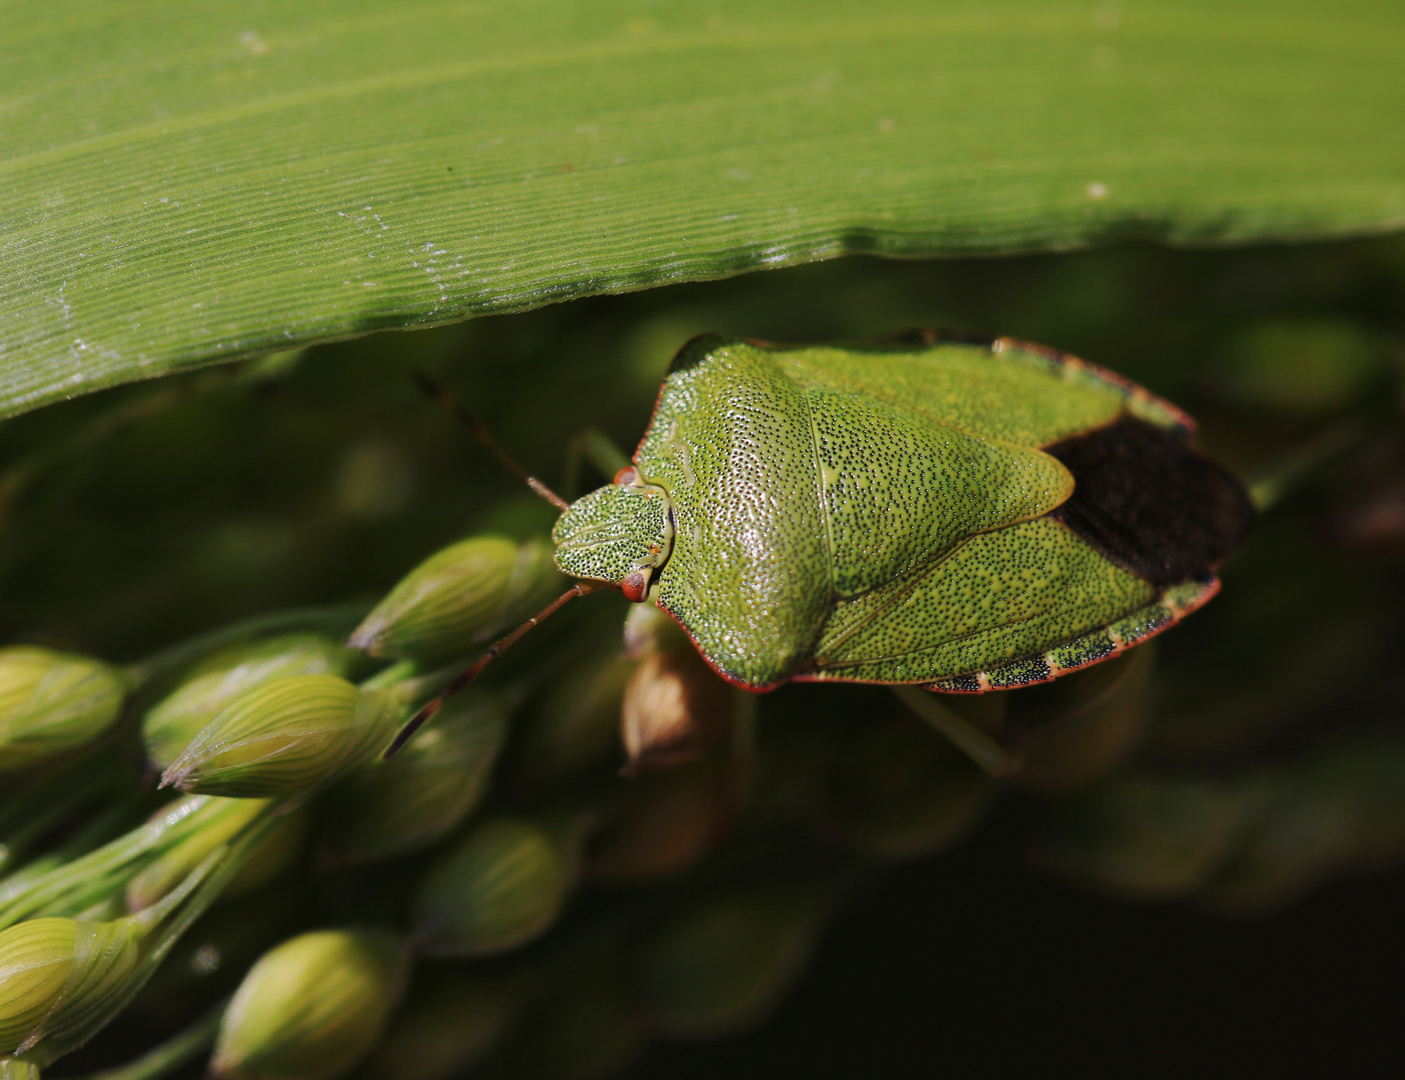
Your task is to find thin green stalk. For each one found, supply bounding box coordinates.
[729,686,759,809]
[72,1000,225,1080]
[1244,417,1364,513]
[1,798,140,894]
[563,427,631,498]
[0,815,176,925]
[0,796,244,928]
[892,686,1016,778]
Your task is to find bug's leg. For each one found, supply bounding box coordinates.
[891,686,1019,778]
[384,580,609,757]
[562,428,632,498]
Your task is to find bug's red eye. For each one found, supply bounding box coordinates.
[620,569,649,602]
[614,466,641,487]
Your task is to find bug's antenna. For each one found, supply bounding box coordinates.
[384,579,608,758]
[413,371,569,511]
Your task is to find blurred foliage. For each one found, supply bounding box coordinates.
[4,232,1405,1077]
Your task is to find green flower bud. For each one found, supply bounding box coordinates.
[361,971,516,1080]
[211,929,403,1080]
[514,649,630,782]
[0,647,125,772]
[0,917,138,1056]
[322,690,508,865]
[0,919,75,1053]
[1193,742,1405,917]
[347,536,561,661]
[160,676,397,799]
[1313,736,1405,872]
[221,809,307,900]
[413,816,575,957]
[143,634,357,769]
[1197,776,1350,918]
[636,889,820,1039]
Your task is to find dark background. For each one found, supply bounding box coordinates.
[628,801,1405,1079]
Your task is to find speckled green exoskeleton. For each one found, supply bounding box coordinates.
[551,331,1251,694]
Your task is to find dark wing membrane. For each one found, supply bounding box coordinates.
[1044,416,1253,587]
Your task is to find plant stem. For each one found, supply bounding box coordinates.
[729,686,759,809]
[0,795,250,929]
[891,686,1017,777]
[72,999,226,1080]
[1244,416,1364,513]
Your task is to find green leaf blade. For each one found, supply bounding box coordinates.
[3,0,1404,416]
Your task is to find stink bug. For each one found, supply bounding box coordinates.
[389,331,1251,753]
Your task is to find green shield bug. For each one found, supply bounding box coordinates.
[389,330,1251,754]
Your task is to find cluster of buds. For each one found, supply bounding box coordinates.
[11,500,1392,1080]
[1035,731,1405,916]
[0,531,583,1078]
[0,788,287,1071]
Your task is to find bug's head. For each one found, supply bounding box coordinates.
[551,467,675,602]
